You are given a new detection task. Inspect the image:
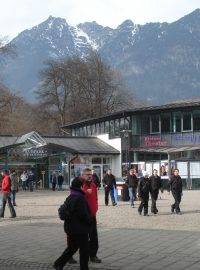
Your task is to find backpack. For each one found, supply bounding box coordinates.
[58,196,78,221]
[58,202,71,221]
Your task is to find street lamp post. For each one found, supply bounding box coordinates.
[121,129,132,175]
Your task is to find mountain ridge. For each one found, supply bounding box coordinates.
[1,9,200,104]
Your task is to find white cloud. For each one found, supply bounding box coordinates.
[0,0,199,40]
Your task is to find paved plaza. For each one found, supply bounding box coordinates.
[0,189,200,270]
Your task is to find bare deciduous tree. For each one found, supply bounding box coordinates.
[36,52,137,134]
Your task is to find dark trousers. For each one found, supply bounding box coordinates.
[171,190,182,213]
[150,190,159,213]
[105,187,115,205]
[52,183,56,191]
[54,233,89,270]
[138,193,149,215]
[0,192,16,217]
[22,181,27,190]
[89,216,99,258]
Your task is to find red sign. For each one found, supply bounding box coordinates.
[144,136,168,147]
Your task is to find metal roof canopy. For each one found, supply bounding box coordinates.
[131,144,200,154]
[0,132,120,155]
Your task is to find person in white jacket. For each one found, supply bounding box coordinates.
[20,171,28,190]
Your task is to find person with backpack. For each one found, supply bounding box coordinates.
[0,169,16,218]
[53,177,92,270]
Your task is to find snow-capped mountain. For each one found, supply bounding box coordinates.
[1,9,200,104]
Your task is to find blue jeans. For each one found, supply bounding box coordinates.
[128,187,136,206]
[11,190,16,205]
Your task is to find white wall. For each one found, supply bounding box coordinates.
[97,134,122,177]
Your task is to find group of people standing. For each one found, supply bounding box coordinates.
[126,168,182,216]
[20,170,35,191]
[51,171,64,191]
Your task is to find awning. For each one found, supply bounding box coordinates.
[130,144,200,154]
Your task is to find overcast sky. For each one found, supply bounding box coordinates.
[0,0,199,40]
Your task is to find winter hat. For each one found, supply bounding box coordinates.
[71,177,83,189]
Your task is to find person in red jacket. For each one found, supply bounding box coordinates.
[0,170,16,218]
[82,168,101,263]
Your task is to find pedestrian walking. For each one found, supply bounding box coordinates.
[53,177,92,270]
[51,171,57,191]
[58,172,64,191]
[28,171,35,192]
[102,169,117,206]
[20,171,28,190]
[149,169,163,214]
[91,169,101,189]
[138,171,150,216]
[9,170,19,206]
[0,170,16,218]
[82,168,102,263]
[126,169,138,208]
[167,168,182,215]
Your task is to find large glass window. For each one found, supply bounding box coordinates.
[124,117,130,130]
[114,119,120,137]
[172,112,181,132]
[193,110,200,131]
[120,118,125,131]
[92,124,96,135]
[141,115,150,134]
[182,112,192,131]
[96,123,100,135]
[100,122,105,133]
[151,115,160,133]
[132,115,140,135]
[109,120,115,138]
[105,121,109,133]
[87,125,91,136]
[161,113,171,133]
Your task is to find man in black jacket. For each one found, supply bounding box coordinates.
[102,169,117,206]
[167,169,182,215]
[138,171,150,216]
[126,169,138,207]
[53,177,92,270]
[149,169,163,214]
[91,169,101,189]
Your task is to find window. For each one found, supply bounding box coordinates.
[96,123,100,135]
[83,126,87,136]
[182,112,192,131]
[120,118,125,131]
[87,125,92,136]
[172,112,181,132]
[109,120,115,138]
[141,115,150,134]
[92,157,102,164]
[124,117,130,130]
[114,119,120,137]
[105,121,109,133]
[100,122,105,133]
[91,124,96,135]
[193,110,200,131]
[161,113,171,133]
[132,115,140,135]
[151,115,160,133]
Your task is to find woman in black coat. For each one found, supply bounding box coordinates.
[53,177,92,270]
